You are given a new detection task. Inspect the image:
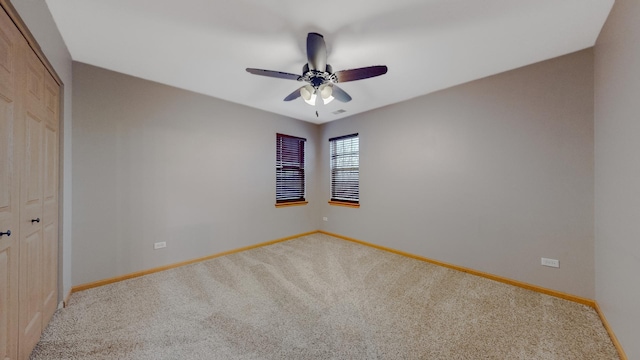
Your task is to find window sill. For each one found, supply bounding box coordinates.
[275,201,308,208]
[328,201,360,208]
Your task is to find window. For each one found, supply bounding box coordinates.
[276,133,306,206]
[329,133,359,206]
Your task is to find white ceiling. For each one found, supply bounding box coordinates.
[45,0,613,124]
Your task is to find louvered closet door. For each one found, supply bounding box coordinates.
[0,8,22,360]
[18,43,46,360]
[41,71,59,325]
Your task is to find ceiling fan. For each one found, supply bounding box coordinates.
[246,32,388,106]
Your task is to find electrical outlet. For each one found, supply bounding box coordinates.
[541,257,559,268]
[323,217,328,221]
[154,242,167,250]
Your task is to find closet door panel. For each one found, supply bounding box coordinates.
[42,75,58,323]
[0,244,18,360]
[0,7,22,360]
[23,48,44,207]
[23,113,42,204]
[17,230,41,359]
[41,217,57,321]
[18,46,45,360]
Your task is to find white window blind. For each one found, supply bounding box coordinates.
[330,133,359,203]
[276,133,306,203]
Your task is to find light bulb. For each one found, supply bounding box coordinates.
[305,92,317,106]
[301,85,316,105]
[300,85,312,100]
[320,84,332,98]
[321,84,334,105]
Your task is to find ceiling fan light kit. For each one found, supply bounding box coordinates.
[320,85,334,105]
[246,32,388,106]
[300,85,316,105]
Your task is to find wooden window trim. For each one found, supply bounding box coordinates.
[275,201,309,208]
[328,200,360,208]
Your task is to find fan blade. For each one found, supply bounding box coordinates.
[334,65,388,83]
[306,32,327,71]
[246,68,301,81]
[330,84,352,103]
[284,86,304,101]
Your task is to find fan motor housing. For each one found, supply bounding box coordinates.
[302,64,336,88]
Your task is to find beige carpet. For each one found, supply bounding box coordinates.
[31,233,619,359]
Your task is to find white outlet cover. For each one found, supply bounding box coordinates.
[154,242,167,250]
[323,217,328,221]
[541,257,559,268]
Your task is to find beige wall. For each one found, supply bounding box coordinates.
[320,50,595,298]
[72,63,319,285]
[12,0,73,302]
[72,35,599,309]
[594,0,640,357]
